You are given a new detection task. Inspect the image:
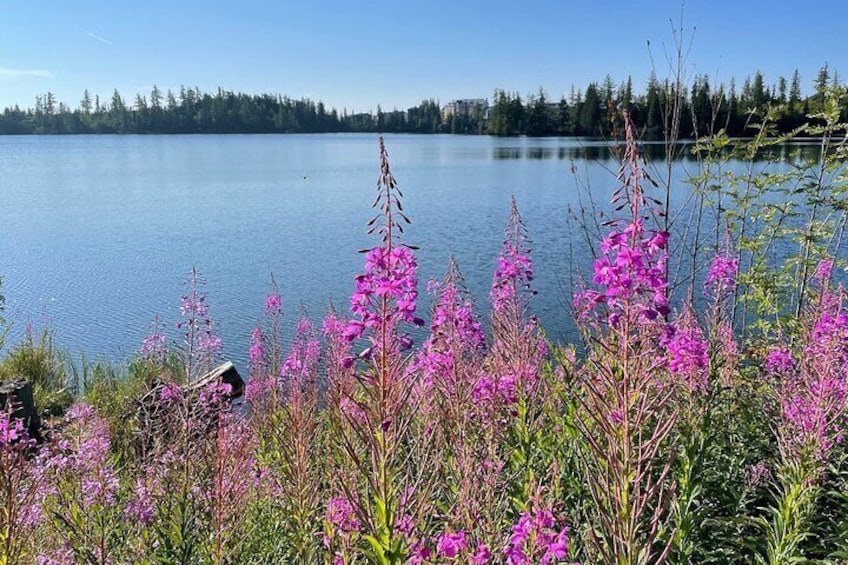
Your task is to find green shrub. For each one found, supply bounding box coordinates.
[0,329,73,418]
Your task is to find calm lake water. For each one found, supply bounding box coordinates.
[0,133,768,372]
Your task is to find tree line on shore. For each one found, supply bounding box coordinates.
[0,64,843,137]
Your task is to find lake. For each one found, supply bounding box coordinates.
[0,133,770,372]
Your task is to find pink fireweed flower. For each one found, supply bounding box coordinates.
[323,495,361,550]
[159,383,183,403]
[814,259,834,283]
[198,382,233,410]
[491,242,534,312]
[48,404,119,509]
[345,245,423,345]
[664,307,710,392]
[265,292,281,315]
[140,331,166,359]
[322,309,355,373]
[490,197,535,315]
[197,331,222,355]
[244,374,278,404]
[608,409,624,426]
[324,496,360,532]
[126,476,157,525]
[765,347,795,376]
[504,508,571,564]
[471,543,493,564]
[407,541,432,565]
[705,253,739,295]
[248,327,266,373]
[472,373,496,404]
[575,218,669,325]
[180,294,208,318]
[487,198,548,410]
[437,531,469,558]
[777,289,848,466]
[140,314,167,362]
[416,264,485,392]
[280,317,321,392]
[0,413,28,447]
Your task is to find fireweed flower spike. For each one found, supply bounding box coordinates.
[1,410,46,564]
[504,507,571,564]
[481,197,546,409]
[246,286,285,410]
[331,138,433,564]
[761,267,848,563]
[664,305,710,393]
[38,404,122,564]
[490,196,535,315]
[571,111,677,565]
[140,313,167,365]
[417,257,485,394]
[178,267,222,381]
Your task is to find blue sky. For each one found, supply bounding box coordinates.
[1,0,847,112]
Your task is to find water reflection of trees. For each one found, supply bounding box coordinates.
[491,141,823,163]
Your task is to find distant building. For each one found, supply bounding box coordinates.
[441,99,488,121]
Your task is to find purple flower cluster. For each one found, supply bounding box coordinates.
[417,277,485,390]
[265,292,281,315]
[179,293,209,318]
[49,404,119,509]
[323,495,361,560]
[1,412,47,548]
[125,476,157,525]
[505,508,570,564]
[575,220,669,325]
[139,313,167,363]
[198,382,233,411]
[280,318,321,385]
[413,530,492,564]
[490,197,535,316]
[765,347,794,376]
[491,241,534,313]
[248,327,266,373]
[814,259,834,282]
[0,412,30,448]
[322,310,354,373]
[437,531,468,558]
[664,308,710,392]
[177,269,222,378]
[198,331,223,356]
[244,374,277,406]
[159,383,183,403]
[140,331,166,361]
[324,496,360,533]
[705,254,739,295]
[473,366,536,407]
[430,281,485,350]
[778,290,848,463]
[345,245,422,343]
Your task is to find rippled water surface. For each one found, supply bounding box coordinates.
[0,134,736,370]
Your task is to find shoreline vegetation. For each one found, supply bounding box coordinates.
[1,65,845,138]
[2,85,848,564]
